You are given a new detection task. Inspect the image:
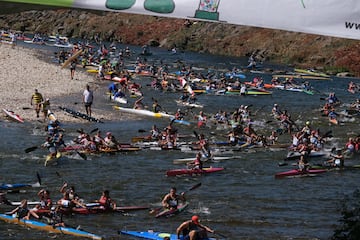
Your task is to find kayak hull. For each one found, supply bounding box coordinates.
[275,169,327,178]
[120,230,216,240]
[0,213,102,239]
[155,202,189,218]
[166,167,224,176]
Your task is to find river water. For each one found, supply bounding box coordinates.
[0,40,359,240]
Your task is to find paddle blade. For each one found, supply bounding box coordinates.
[25,146,38,153]
[189,182,202,191]
[90,128,99,134]
[36,172,41,186]
[76,151,87,160]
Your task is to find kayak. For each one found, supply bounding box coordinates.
[0,213,102,239]
[329,117,338,125]
[155,202,189,218]
[272,85,314,95]
[285,150,328,161]
[111,95,127,104]
[113,106,174,119]
[294,68,330,78]
[120,230,216,240]
[173,156,239,164]
[275,169,327,178]
[59,106,103,123]
[175,100,204,108]
[215,89,272,95]
[44,152,62,166]
[0,181,40,191]
[224,72,246,79]
[61,50,83,69]
[3,109,24,123]
[272,74,330,80]
[35,204,149,215]
[166,167,224,177]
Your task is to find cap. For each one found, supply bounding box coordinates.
[106,132,112,135]
[51,206,56,211]
[46,98,50,101]
[306,121,310,125]
[191,215,199,224]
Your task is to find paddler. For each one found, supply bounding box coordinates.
[152,99,162,113]
[161,187,186,210]
[187,152,204,170]
[95,190,116,210]
[176,215,215,240]
[9,199,40,220]
[326,150,344,167]
[30,89,44,118]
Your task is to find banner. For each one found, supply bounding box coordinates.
[2,0,360,40]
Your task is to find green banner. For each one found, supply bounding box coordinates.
[3,0,73,7]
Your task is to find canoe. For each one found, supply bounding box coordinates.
[113,106,174,119]
[0,213,102,239]
[155,202,189,218]
[120,230,216,240]
[3,109,24,123]
[275,169,327,178]
[166,167,224,177]
[59,106,103,123]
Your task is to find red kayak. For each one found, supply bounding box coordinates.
[166,167,224,177]
[35,204,149,215]
[275,169,327,178]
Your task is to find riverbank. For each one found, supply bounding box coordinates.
[0,43,114,123]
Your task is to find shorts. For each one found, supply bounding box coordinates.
[85,102,92,107]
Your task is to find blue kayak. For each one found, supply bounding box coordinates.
[0,213,102,239]
[120,230,216,240]
[0,173,41,191]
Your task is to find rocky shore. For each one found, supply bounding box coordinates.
[0,6,359,76]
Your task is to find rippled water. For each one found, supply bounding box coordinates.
[0,41,359,240]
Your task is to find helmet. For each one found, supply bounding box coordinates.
[306,121,310,125]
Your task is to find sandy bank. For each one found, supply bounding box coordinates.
[0,44,117,123]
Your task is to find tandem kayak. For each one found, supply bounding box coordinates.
[0,213,102,239]
[120,230,216,240]
[275,169,327,178]
[2,109,24,123]
[166,167,224,177]
[35,204,149,215]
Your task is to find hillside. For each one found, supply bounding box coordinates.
[0,6,359,76]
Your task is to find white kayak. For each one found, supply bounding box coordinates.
[111,95,128,104]
[113,106,174,119]
[175,100,204,108]
[173,156,240,164]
